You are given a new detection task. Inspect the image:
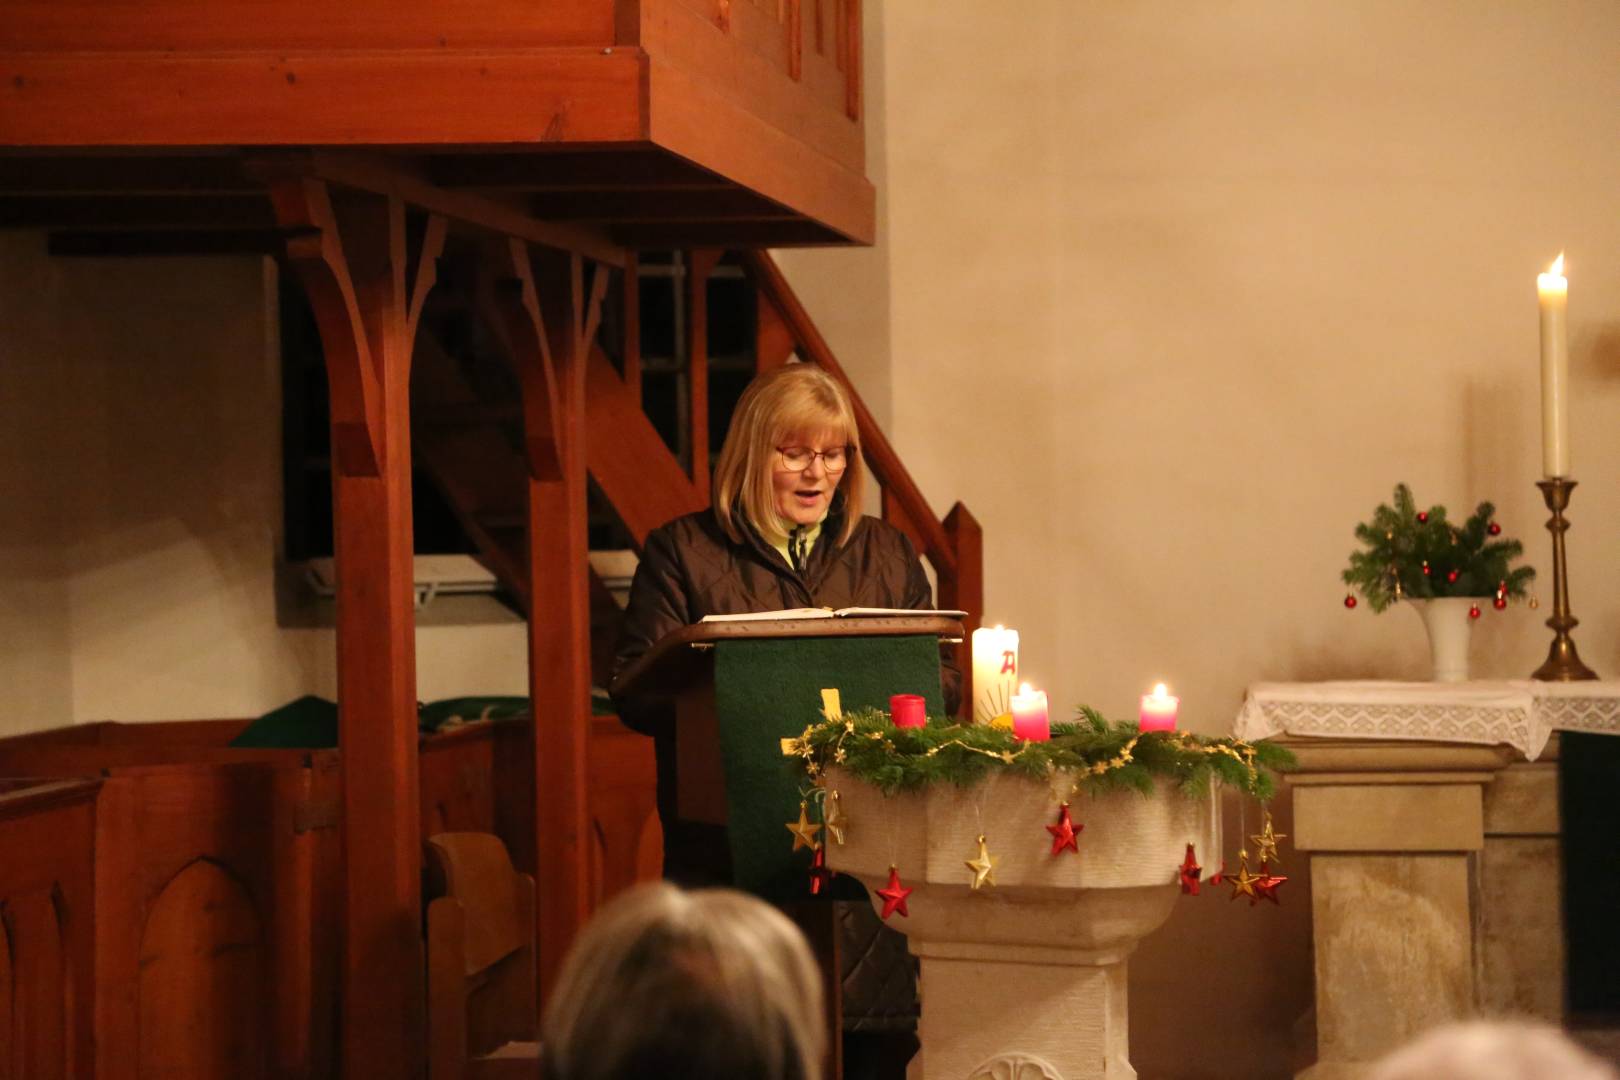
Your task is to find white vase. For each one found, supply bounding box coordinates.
[1408,597,1476,682]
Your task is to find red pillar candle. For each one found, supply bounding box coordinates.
[890,693,927,729]
[1009,683,1050,741]
[1139,683,1179,732]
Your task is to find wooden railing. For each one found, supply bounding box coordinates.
[740,250,983,715]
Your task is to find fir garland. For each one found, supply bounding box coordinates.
[783,706,1293,801]
[1342,483,1534,613]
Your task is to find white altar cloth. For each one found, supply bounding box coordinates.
[1235,680,1620,761]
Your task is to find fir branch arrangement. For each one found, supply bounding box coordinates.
[1342,484,1535,613]
[784,706,1293,801]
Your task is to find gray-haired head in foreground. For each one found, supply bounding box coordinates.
[541,882,825,1080]
[1368,1020,1617,1080]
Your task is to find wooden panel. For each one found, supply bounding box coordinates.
[586,719,661,906]
[526,188,794,222]
[641,0,863,172]
[11,890,66,1080]
[0,1,613,51]
[646,59,872,242]
[138,862,266,1079]
[0,909,11,1080]
[428,152,724,193]
[0,50,644,148]
[0,781,98,1080]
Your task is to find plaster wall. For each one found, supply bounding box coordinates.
[878,0,1620,723]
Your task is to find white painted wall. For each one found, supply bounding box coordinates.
[0,234,530,735]
[876,1,1620,729]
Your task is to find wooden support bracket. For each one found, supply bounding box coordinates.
[269,178,445,1080]
[494,240,604,1003]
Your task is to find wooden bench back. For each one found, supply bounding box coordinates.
[425,832,538,1078]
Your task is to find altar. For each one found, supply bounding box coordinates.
[1238,680,1620,1079]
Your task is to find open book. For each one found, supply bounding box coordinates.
[700,607,968,624]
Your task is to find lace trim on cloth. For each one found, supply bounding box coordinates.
[1234,680,1620,761]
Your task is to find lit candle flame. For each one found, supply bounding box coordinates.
[1151,682,1169,700]
[1019,682,1032,695]
[1548,253,1564,277]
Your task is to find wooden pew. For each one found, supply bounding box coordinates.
[0,779,99,1080]
[0,742,343,1080]
[0,711,660,1080]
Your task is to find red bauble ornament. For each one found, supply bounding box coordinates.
[1417,511,1429,523]
[1421,560,1431,576]
[1343,594,1358,609]
[1208,860,1227,886]
[1178,843,1203,895]
[1488,522,1502,536]
[808,846,833,896]
[877,865,913,919]
[1254,862,1288,906]
[1493,596,1508,610]
[1469,604,1482,620]
[1046,802,1082,856]
[1446,569,1460,584]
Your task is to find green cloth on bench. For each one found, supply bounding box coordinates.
[230,690,618,749]
[713,635,944,900]
[228,695,339,748]
[417,696,530,731]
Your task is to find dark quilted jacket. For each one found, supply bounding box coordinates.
[610,504,962,729]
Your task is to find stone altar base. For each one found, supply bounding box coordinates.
[825,770,1219,1080]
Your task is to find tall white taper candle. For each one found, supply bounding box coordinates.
[1537,253,1569,478]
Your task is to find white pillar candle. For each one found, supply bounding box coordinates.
[1538,253,1570,478]
[970,624,1019,723]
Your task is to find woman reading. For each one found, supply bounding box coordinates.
[610,362,961,884]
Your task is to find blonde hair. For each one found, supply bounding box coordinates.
[712,364,865,546]
[541,883,825,1080]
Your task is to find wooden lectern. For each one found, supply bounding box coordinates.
[609,615,964,826]
[612,614,962,1080]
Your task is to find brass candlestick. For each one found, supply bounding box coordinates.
[1531,478,1598,681]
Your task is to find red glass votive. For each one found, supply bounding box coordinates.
[890,693,927,728]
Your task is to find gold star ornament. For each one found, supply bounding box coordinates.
[824,790,848,846]
[1227,851,1260,905]
[1250,813,1287,866]
[965,834,999,890]
[786,801,822,852]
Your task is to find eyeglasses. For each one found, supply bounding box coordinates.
[776,445,851,473]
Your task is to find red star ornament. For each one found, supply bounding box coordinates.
[808,846,833,896]
[1254,862,1288,906]
[877,865,913,919]
[1046,802,1082,856]
[1178,843,1203,895]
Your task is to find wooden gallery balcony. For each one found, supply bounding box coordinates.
[0,0,873,250]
